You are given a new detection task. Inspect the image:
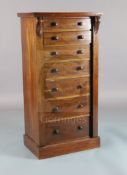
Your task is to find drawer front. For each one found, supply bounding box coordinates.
[45,77,90,98]
[44,31,91,46]
[43,18,91,32]
[44,60,90,79]
[43,45,90,62]
[44,117,89,144]
[43,96,90,120]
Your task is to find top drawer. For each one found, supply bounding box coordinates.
[43,18,91,32]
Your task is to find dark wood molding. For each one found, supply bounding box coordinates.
[36,17,43,37]
[17,12,103,18]
[94,16,101,34]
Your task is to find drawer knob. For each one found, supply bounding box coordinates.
[50,51,58,56]
[51,87,58,92]
[51,36,59,40]
[50,22,58,27]
[77,125,83,130]
[77,22,83,26]
[51,68,59,74]
[77,35,84,40]
[77,50,83,54]
[52,106,59,113]
[77,85,83,89]
[76,66,84,71]
[53,129,60,135]
[77,104,84,109]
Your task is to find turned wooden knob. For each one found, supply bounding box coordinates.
[51,36,59,40]
[77,35,84,40]
[77,85,83,89]
[51,68,59,74]
[77,22,83,26]
[50,51,58,56]
[51,87,58,92]
[77,125,83,130]
[77,104,84,109]
[76,66,84,71]
[53,129,60,135]
[77,50,83,54]
[50,22,58,27]
[52,106,59,113]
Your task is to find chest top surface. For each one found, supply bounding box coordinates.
[17,12,102,18]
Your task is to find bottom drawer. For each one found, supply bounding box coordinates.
[43,116,89,145]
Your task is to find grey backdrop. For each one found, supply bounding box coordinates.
[0,0,127,175]
[0,0,127,109]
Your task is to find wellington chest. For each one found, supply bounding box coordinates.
[18,12,102,159]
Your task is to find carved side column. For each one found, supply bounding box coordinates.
[90,15,101,137]
[94,16,101,34]
[36,17,43,37]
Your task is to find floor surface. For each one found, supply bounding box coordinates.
[0,105,127,175]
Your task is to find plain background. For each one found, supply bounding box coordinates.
[0,0,127,175]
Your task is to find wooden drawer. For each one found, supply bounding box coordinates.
[45,77,90,98]
[43,31,91,46]
[43,45,90,62]
[43,116,89,144]
[43,18,91,32]
[44,60,90,79]
[42,96,90,120]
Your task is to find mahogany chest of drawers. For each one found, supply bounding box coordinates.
[18,12,102,159]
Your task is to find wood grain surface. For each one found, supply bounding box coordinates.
[45,76,90,98]
[43,45,90,62]
[41,95,90,120]
[44,31,91,46]
[43,60,90,79]
[18,12,102,159]
[43,18,91,32]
